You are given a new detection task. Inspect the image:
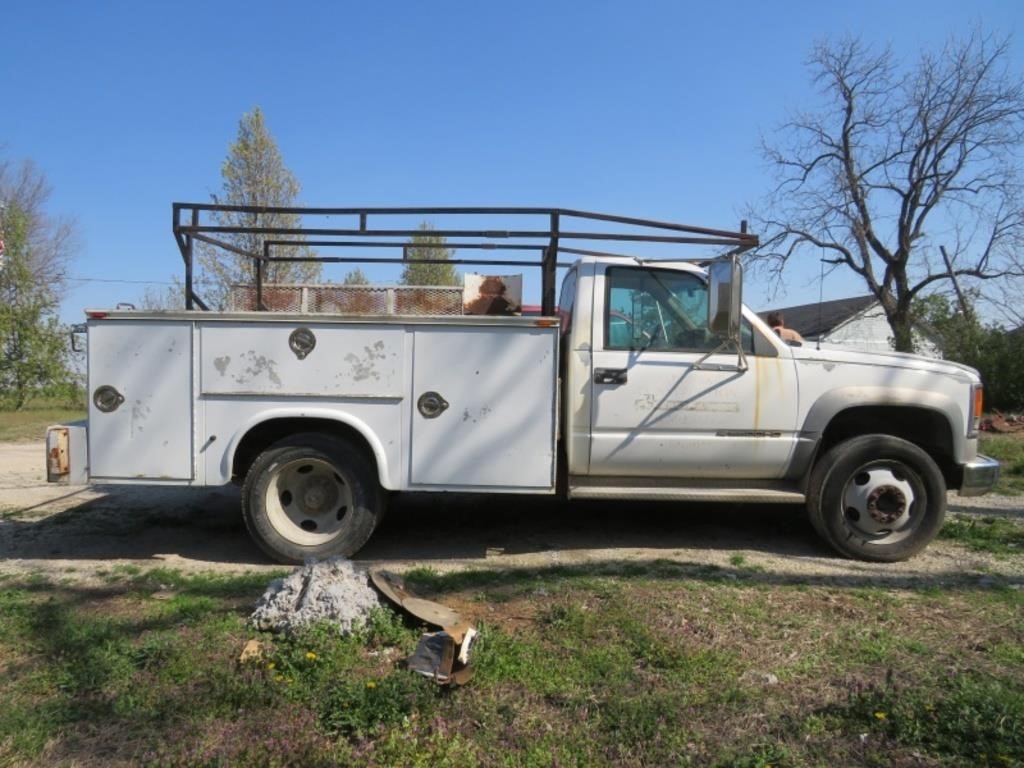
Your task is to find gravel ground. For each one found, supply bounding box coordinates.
[2,440,1021,586]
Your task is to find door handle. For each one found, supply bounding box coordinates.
[594,368,628,385]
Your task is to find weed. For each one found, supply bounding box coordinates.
[826,672,1024,764]
[981,434,1024,495]
[317,671,437,738]
[940,515,1024,555]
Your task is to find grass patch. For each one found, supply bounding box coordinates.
[981,432,1024,495]
[0,398,86,442]
[1,563,1023,766]
[824,672,1024,765]
[940,514,1024,555]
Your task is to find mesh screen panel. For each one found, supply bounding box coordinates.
[227,285,464,315]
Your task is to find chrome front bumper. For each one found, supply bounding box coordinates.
[959,454,1000,497]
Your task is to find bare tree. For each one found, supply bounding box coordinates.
[0,155,77,286]
[748,32,1024,351]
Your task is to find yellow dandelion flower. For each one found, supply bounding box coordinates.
[366,681,377,689]
[305,651,317,661]
[873,711,887,721]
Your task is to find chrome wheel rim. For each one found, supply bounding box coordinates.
[265,458,352,546]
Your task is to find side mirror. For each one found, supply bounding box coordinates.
[707,256,742,338]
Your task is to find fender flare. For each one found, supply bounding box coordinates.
[802,386,964,441]
[786,386,965,482]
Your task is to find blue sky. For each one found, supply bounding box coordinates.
[3,0,1022,322]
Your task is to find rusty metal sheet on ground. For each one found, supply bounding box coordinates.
[370,568,476,685]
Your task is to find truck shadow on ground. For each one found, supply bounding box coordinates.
[0,486,264,566]
[0,486,1018,573]
[365,493,826,562]
[0,486,834,566]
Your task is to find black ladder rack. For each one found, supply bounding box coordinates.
[171,203,758,313]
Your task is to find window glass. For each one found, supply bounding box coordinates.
[740,317,755,355]
[557,268,577,336]
[604,267,723,351]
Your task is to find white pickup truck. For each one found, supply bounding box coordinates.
[46,205,999,564]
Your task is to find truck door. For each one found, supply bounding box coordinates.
[588,265,798,479]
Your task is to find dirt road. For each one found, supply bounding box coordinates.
[2,440,1021,585]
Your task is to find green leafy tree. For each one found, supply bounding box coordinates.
[0,202,72,409]
[915,294,1024,410]
[749,32,1024,352]
[0,156,78,409]
[198,107,320,309]
[400,222,459,286]
[342,267,369,285]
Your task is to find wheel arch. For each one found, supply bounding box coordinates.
[812,403,958,488]
[225,409,392,489]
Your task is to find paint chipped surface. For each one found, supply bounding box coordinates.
[232,350,282,387]
[461,405,493,424]
[131,399,151,438]
[201,326,403,396]
[345,340,387,382]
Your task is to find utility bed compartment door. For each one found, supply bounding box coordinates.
[410,326,557,490]
[88,321,193,480]
[199,323,403,397]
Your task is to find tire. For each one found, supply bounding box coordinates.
[806,434,946,562]
[241,432,383,564]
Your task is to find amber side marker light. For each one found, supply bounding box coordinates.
[971,385,984,436]
[533,319,559,327]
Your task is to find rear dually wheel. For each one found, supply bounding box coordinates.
[241,433,383,564]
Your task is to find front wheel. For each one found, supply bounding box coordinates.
[806,434,946,562]
[241,433,383,564]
